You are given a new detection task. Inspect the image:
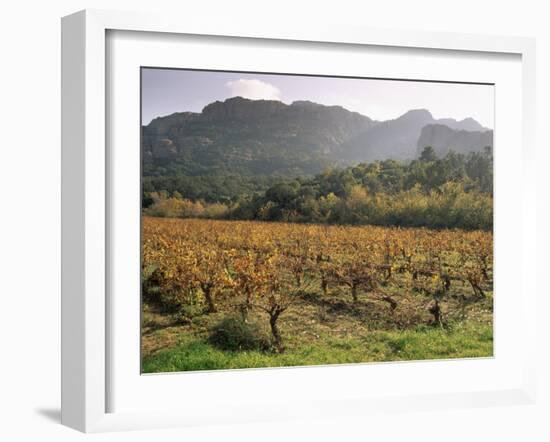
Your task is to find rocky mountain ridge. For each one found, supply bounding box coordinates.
[142,96,492,177]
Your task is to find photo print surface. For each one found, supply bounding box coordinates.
[140,68,494,373]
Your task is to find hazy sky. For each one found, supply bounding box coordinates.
[142,68,494,128]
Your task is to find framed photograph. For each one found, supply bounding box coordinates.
[61,9,537,432]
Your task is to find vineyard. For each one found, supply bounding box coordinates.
[141,216,493,372]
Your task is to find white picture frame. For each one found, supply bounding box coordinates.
[61,9,537,433]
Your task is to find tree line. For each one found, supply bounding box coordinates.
[143,146,493,230]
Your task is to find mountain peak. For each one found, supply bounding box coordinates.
[436,116,487,132]
[224,96,283,105]
[201,96,288,121]
[398,109,434,121]
[291,100,321,108]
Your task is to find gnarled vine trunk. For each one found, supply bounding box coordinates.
[269,312,283,352]
[201,283,217,313]
[321,277,328,296]
[429,299,443,327]
[351,283,359,303]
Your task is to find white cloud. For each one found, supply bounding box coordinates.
[226,79,281,101]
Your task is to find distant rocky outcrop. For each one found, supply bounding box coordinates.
[342,109,434,161]
[437,117,488,132]
[417,124,493,157]
[142,97,375,176]
[342,109,491,162]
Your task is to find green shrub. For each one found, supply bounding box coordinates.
[209,316,271,351]
[172,295,205,323]
[142,267,206,318]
